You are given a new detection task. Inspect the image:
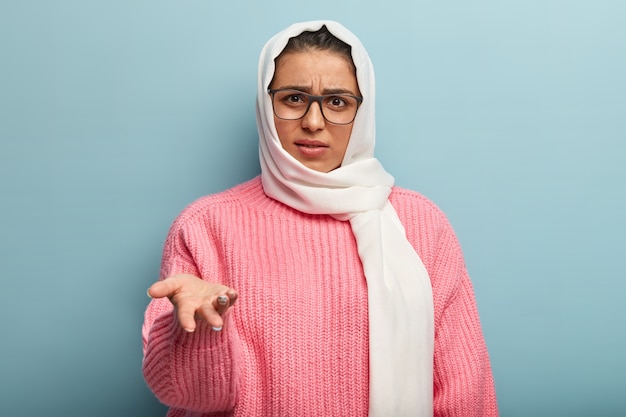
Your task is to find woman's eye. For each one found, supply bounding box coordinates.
[328,96,347,108]
[286,95,304,104]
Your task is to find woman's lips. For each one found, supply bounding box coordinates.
[295,140,328,157]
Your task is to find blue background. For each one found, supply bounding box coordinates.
[1,1,624,416]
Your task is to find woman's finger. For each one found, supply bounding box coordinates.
[176,297,201,332]
[215,294,230,315]
[147,278,180,299]
[197,301,224,330]
[226,289,239,306]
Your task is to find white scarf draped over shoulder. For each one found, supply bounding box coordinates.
[256,20,434,417]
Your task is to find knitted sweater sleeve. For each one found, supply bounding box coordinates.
[430,215,499,416]
[141,205,242,413]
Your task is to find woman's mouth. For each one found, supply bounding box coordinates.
[295,140,328,157]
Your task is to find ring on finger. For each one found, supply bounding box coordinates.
[217,295,229,306]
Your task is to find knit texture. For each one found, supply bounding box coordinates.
[142,177,498,417]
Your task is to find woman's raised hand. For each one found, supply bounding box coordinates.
[147,273,238,332]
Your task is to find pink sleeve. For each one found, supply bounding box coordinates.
[431,222,499,416]
[141,214,242,413]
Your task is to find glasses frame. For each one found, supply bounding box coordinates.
[268,88,363,125]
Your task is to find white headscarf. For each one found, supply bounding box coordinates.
[256,20,434,416]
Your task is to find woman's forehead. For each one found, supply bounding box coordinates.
[272,51,358,93]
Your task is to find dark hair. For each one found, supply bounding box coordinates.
[279,25,352,63]
[270,25,356,89]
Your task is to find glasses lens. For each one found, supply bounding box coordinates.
[272,90,359,124]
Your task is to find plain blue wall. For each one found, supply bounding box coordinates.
[1,1,624,416]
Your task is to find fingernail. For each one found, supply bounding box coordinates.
[184,327,195,333]
[146,288,152,298]
[217,295,228,306]
[212,326,223,332]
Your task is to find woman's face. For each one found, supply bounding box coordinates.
[271,49,360,173]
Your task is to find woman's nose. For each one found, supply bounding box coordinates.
[301,101,326,130]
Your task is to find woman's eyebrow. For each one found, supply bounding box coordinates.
[274,85,358,96]
[322,87,358,95]
[275,85,312,92]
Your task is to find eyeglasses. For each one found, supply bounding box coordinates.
[268,88,363,125]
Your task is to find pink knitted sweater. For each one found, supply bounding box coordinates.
[142,177,498,416]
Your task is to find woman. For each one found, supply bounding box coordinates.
[143,20,498,416]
